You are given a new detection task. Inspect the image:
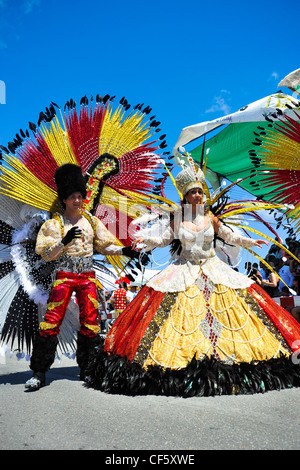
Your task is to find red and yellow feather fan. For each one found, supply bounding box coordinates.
[250,106,300,232]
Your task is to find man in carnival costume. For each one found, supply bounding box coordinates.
[25,163,128,391]
[0,94,168,391]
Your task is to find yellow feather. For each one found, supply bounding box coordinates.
[164,164,183,199]
[228,222,300,264]
[218,204,288,221]
[0,154,57,211]
[41,116,77,166]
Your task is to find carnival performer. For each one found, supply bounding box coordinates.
[85,164,300,397]
[24,164,129,391]
[0,94,171,390]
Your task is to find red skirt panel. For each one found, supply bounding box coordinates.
[105,285,165,361]
[249,283,300,352]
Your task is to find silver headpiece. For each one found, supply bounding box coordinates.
[175,160,205,197]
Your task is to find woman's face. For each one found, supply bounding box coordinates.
[184,187,203,206]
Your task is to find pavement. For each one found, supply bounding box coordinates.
[1,352,300,452]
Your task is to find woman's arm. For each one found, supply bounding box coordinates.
[132,223,174,251]
[210,213,269,249]
[262,272,278,288]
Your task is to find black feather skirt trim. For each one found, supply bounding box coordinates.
[85,337,300,397]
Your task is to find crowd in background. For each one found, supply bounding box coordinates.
[99,282,140,332]
[245,237,300,323]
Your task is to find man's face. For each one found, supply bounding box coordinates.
[63,192,83,211]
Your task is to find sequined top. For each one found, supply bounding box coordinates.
[112,288,129,311]
[35,212,122,262]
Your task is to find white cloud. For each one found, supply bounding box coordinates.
[268,71,279,81]
[205,93,231,115]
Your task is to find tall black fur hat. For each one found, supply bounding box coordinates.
[55,164,87,204]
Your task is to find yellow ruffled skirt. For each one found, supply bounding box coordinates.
[142,283,288,369]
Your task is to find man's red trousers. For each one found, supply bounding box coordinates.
[40,271,100,337]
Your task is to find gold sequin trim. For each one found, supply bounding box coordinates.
[84,323,100,334]
[134,292,178,366]
[52,278,67,288]
[82,211,97,237]
[46,299,64,311]
[52,212,64,238]
[242,288,291,352]
[88,294,99,310]
[40,321,58,330]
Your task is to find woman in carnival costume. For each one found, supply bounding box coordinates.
[85,154,300,397]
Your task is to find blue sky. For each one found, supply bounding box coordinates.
[0,0,299,149]
[0,0,299,271]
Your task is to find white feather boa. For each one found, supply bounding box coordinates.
[11,217,49,307]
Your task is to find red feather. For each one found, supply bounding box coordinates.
[65,102,107,172]
[17,130,58,189]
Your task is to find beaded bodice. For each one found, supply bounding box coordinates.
[177,215,216,263]
[143,212,255,293]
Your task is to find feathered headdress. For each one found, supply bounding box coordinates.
[173,147,212,206]
[175,163,205,197]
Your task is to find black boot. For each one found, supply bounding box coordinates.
[25,371,46,391]
[76,333,102,381]
[25,335,58,391]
